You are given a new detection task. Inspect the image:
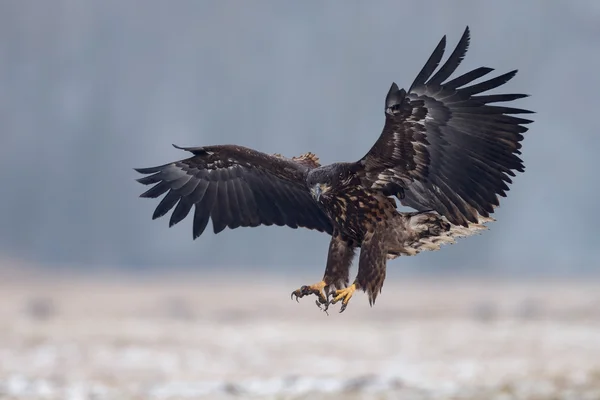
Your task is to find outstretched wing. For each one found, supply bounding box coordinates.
[135,144,333,238]
[358,26,534,226]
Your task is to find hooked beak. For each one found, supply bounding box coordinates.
[311,184,323,201]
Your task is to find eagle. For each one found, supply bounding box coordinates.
[135,27,533,313]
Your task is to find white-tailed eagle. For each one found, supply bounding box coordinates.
[135,27,533,312]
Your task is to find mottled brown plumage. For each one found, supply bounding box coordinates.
[135,27,534,313]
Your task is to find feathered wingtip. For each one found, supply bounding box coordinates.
[408,26,471,92]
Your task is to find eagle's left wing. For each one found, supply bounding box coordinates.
[357,27,534,226]
[135,144,333,238]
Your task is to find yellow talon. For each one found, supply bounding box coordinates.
[291,280,328,305]
[330,283,357,313]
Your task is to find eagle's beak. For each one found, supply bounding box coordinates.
[311,184,322,201]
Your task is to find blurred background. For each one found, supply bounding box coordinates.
[1,0,599,274]
[0,1,599,399]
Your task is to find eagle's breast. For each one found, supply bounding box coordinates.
[322,186,397,243]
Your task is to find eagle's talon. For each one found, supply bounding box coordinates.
[291,281,328,306]
[329,284,357,313]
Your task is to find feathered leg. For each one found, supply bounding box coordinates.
[291,234,356,310]
[330,229,387,313]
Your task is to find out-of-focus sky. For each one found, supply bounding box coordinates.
[0,1,599,275]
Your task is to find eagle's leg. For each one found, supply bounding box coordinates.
[291,234,356,311]
[330,229,387,313]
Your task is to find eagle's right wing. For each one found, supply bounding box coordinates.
[135,144,333,238]
[357,27,534,226]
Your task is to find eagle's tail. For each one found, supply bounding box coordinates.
[386,211,494,259]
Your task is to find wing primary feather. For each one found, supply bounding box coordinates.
[156,164,186,182]
[408,34,447,92]
[236,178,261,226]
[134,165,165,174]
[170,175,193,190]
[211,181,230,234]
[459,70,518,96]
[427,26,470,86]
[192,204,210,239]
[188,179,209,203]
[472,93,529,103]
[140,181,170,199]
[225,180,243,229]
[230,178,251,226]
[193,184,217,239]
[153,190,180,220]
[443,67,494,90]
[177,177,201,197]
[136,173,162,185]
[451,105,534,115]
[169,197,193,227]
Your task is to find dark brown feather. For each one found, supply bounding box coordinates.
[135,145,333,238]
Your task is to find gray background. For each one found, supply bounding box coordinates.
[1,1,598,275]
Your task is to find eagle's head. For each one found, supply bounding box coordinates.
[306,163,353,202]
[309,180,332,202]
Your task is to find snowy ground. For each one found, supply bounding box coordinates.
[0,272,599,399]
